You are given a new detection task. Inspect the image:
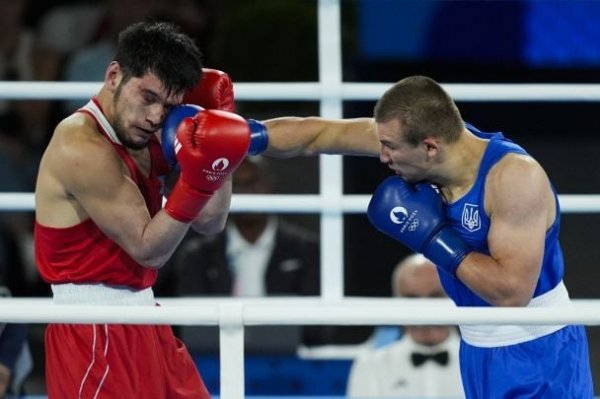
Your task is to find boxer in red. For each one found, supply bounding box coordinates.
[34,21,250,398]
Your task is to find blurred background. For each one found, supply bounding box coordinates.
[1,0,600,397]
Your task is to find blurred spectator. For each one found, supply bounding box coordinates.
[162,157,322,350]
[0,112,33,192]
[60,0,162,113]
[0,230,33,398]
[0,0,34,86]
[346,254,463,398]
[61,0,218,114]
[33,0,104,139]
[0,111,42,297]
[36,2,104,61]
[171,156,320,298]
[0,0,39,147]
[0,286,32,399]
[0,0,71,153]
[154,0,218,58]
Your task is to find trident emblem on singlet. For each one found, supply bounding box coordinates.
[461,203,481,232]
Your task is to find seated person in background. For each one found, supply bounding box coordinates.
[172,156,320,298]
[168,156,323,350]
[347,254,463,398]
[0,302,32,399]
[0,249,32,399]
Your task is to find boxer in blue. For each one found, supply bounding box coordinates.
[252,75,594,398]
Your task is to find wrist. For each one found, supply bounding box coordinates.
[247,119,268,155]
[423,225,471,277]
[164,178,213,223]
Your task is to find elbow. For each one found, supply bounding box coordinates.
[212,218,228,234]
[195,219,226,235]
[491,287,533,307]
[486,269,536,307]
[192,213,228,235]
[134,255,165,270]
[128,246,166,270]
[494,296,531,307]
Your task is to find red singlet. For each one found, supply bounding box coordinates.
[37,98,210,399]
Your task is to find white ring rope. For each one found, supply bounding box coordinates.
[2,192,600,213]
[0,297,597,326]
[1,81,600,102]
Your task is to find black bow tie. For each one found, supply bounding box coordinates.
[411,351,449,367]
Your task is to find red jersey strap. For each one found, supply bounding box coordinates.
[77,98,165,215]
[77,97,143,182]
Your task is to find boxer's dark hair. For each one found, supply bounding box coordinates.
[115,21,203,96]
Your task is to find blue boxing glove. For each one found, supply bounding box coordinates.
[246,119,269,155]
[161,104,204,170]
[367,176,471,277]
[163,108,268,162]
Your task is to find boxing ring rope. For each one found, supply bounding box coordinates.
[2,297,600,326]
[3,193,600,214]
[2,81,600,101]
[3,0,600,397]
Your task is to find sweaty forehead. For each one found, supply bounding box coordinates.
[376,118,402,141]
[133,73,184,103]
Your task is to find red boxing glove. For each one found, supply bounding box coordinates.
[164,110,251,222]
[183,68,235,112]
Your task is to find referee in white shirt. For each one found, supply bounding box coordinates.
[347,254,463,398]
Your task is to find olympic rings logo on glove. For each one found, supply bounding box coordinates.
[205,175,220,182]
[408,219,420,231]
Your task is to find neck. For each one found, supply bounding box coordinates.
[95,88,115,126]
[438,129,488,202]
[233,215,270,244]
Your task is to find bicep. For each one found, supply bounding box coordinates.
[61,143,152,251]
[486,157,552,295]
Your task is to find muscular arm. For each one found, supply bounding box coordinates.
[455,155,553,306]
[190,176,232,234]
[37,119,190,269]
[263,116,380,158]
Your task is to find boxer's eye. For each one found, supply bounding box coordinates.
[143,93,155,105]
[141,89,160,106]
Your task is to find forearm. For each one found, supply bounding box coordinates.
[262,117,323,157]
[123,210,190,269]
[190,177,232,235]
[456,252,536,307]
[117,185,229,268]
[132,181,232,266]
[263,116,379,158]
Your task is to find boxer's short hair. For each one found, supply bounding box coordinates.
[115,21,203,96]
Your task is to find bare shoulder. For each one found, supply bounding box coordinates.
[485,153,553,215]
[50,113,114,159]
[488,153,548,190]
[36,113,124,225]
[44,113,124,181]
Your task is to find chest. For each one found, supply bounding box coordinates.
[446,187,490,251]
[127,149,151,179]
